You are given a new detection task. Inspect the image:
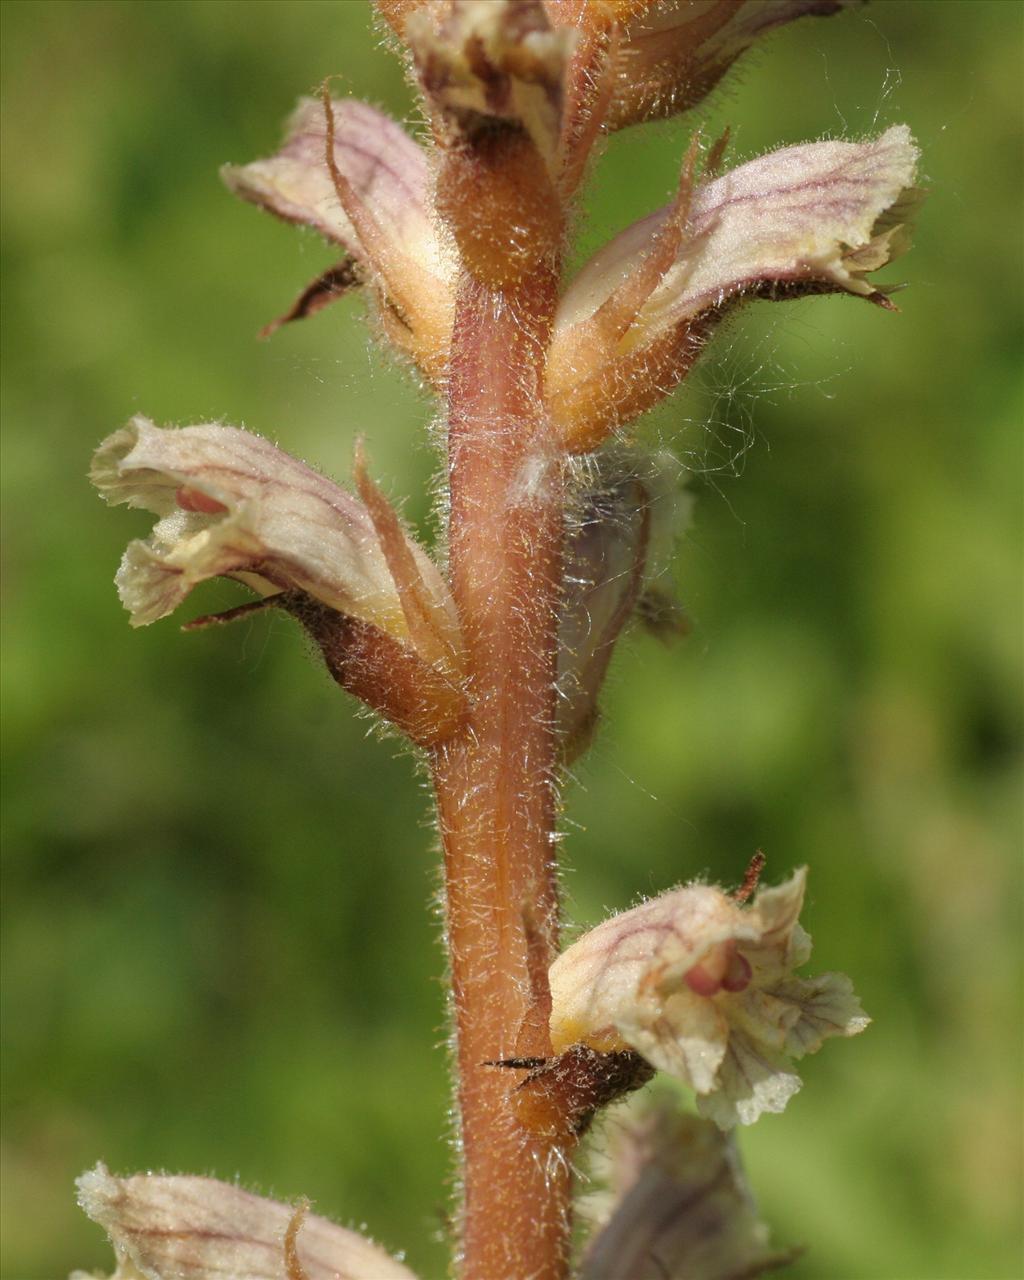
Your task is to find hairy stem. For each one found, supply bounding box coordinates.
[431,268,574,1280]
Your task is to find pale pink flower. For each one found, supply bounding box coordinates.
[223,97,453,381]
[547,126,921,449]
[92,417,465,745]
[549,868,869,1127]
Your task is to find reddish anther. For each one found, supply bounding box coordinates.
[722,950,753,993]
[684,961,724,997]
[175,486,228,515]
[684,940,752,996]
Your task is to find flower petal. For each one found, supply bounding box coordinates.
[224,97,439,275]
[743,865,812,979]
[91,417,453,646]
[566,125,919,334]
[603,0,861,131]
[697,1029,803,1128]
[72,1163,417,1280]
[223,98,451,376]
[768,971,871,1057]
[616,987,728,1093]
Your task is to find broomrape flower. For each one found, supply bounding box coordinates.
[222,96,454,380]
[91,416,466,747]
[545,125,921,451]
[548,866,869,1128]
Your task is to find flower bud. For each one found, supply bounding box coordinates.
[558,450,687,758]
[554,0,860,132]
[412,0,571,285]
[408,0,573,173]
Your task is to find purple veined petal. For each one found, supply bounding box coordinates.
[548,884,760,1056]
[557,124,920,339]
[696,1029,803,1128]
[72,1164,418,1280]
[91,416,457,648]
[546,125,920,448]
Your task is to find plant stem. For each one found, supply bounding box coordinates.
[431,268,574,1280]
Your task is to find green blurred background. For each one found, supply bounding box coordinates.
[2,2,1021,1276]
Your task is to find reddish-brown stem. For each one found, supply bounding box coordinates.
[431,268,575,1280]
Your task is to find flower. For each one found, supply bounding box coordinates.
[91,417,451,639]
[547,125,922,450]
[91,417,466,746]
[222,96,453,381]
[72,1163,417,1280]
[548,866,869,1127]
[579,1097,799,1280]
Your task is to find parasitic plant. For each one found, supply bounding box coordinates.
[75,3,921,1278]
